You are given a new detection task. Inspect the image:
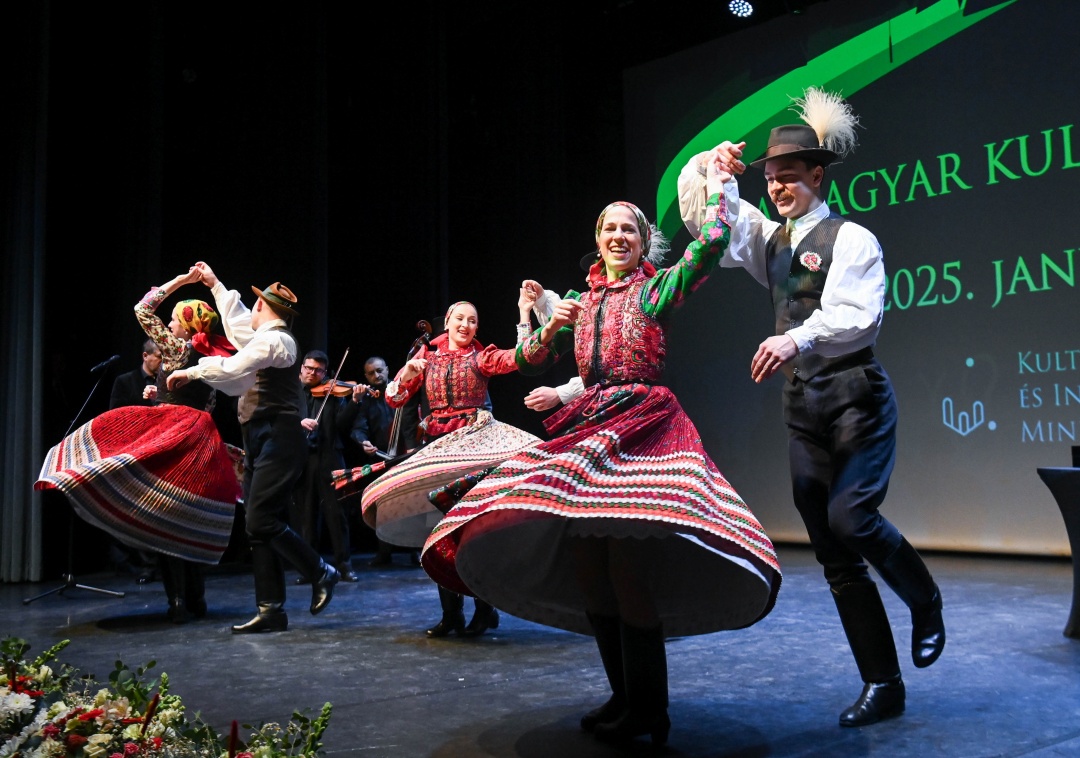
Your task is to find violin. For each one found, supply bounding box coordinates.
[310,380,380,399]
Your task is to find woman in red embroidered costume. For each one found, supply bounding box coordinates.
[359,300,540,637]
[36,267,241,624]
[422,158,782,745]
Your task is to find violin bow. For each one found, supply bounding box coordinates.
[313,347,350,424]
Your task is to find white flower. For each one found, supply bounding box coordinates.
[84,734,113,758]
[3,691,33,716]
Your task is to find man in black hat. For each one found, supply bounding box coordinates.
[677,87,944,728]
[168,262,340,633]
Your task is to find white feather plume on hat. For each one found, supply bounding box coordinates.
[792,87,860,160]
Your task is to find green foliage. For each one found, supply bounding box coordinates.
[0,638,333,758]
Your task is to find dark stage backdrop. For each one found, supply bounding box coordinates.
[624,0,1079,554]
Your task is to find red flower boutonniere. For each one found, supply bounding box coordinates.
[799,252,823,272]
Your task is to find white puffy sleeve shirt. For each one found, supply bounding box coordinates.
[677,156,885,358]
[185,281,299,396]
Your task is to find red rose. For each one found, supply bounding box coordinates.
[124,742,140,755]
[41,723,61,739]
[66,733,89,749]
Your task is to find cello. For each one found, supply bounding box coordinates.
[377,320,433,462]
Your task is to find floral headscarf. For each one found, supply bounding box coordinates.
[173,299,219,335]
[592,201,670,269]
[595,201,652,255]
[173,299,236,357]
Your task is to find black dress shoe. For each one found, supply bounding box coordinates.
[461,608,500,637]
[186,596,208,619]
[912,589,945,668]
[593,710,670,746]
[231,606,288,634]
[426,613,465,637]
[580,696,626,732]
[166,598,191,624]
[310,564,340,615]
[337,564,359,582]
[839,678,905,727]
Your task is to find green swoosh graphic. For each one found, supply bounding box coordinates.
[655,0,1017,237]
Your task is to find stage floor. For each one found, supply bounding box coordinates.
[3,545,1078,757]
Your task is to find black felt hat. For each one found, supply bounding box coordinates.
[579,250,599,272]
[749,124,838,169]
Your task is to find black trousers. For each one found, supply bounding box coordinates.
[242,413,306,540]
[782,358,903,589]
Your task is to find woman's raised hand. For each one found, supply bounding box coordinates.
[521,280,544,303]
[518,286,535,311]
[193,261,218,288]
[706,146,739,195]
[168,267,202,289]
[399,357,427,383]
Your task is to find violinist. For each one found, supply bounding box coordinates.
[291,350,363,582]
[349,357,396,464]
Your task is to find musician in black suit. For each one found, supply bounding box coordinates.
[292,350,361,582]
[109,339,162,409]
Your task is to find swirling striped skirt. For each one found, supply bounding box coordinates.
[35,404,241,564]
[422,383,782,637]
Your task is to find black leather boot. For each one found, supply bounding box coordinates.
[160,555,190,624]
[184,561,207,619]
[426,586,465,637]
[461,599,499,637]
[580,613,626,732]
[233,540,288,634]
[840,678,906,727]
[269,527,339,615]
[872,537,945,668]
[832,581,905,727]
[231,602,288,634]
[593,622,670,746]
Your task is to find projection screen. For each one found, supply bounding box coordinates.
[625,0,1079,555]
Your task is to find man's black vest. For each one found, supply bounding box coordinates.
[237,326,305,423]
[766,215,871,381]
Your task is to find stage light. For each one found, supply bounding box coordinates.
[728,1,754,18]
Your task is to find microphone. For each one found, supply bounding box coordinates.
[90,355,121,373]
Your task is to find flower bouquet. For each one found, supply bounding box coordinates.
[1,638,331,758]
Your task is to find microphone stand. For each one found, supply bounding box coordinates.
[23,366,127,604]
